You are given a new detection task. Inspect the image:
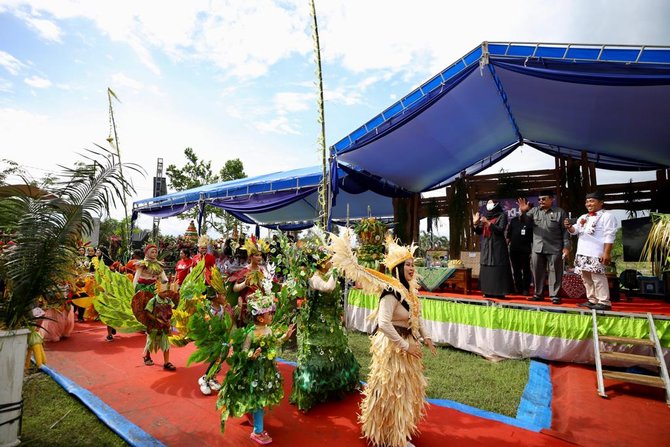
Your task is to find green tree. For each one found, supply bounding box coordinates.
[0,147,139,329]
[0,159,23,185]
[165,148,246,236]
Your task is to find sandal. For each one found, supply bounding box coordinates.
[143,355,154,366]
[163,362,176,371]
[250,431,272,445]
[105,335,113,342]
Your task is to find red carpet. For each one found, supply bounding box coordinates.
[545,363,670,447]
[43,322,580,446]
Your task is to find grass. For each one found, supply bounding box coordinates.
[20,366,129,447]
[19,332,529,445]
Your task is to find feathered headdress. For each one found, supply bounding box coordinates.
[197,234,210,248]
[248,278,276,316]
[244,235,269,255]
[328,230,422,338]
[383,234,417,271]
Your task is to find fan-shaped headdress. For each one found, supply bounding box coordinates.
[383,234,417,271]
[244,236,269,255]
[197,234,210,248]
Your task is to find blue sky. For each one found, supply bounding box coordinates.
[1,0,669,236]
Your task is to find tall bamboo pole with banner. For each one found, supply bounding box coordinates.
[106,88,131,258]
[309,0,329,229]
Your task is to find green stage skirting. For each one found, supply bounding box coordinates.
[346,288,670,365]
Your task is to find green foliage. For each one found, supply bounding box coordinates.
[165,148,246,235]
[186,301,233,369]
[354,218,387,269]
[93,261,144,333]
[0,147,140,329]
[0,159,23,185]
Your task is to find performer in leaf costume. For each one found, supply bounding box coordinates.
[289,232,360,412]
[132,244,179,370]
[228,236,273,326]
[329,232,437,447]
[216,280,295,444]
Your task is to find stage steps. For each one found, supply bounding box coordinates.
[592,311,670,406]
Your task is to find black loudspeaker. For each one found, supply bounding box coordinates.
[622,217,652,262]
[153,177,167,197]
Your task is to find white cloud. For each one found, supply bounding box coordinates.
[325,86,362,107]
[0,51,25,75]
[274,91,313,113]
[25,15,62,42]
[255,115,301,135]
[110,73,143,91]
[24,75,51,88]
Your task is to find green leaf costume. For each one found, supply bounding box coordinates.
[289,274,360,411]
[216,325,285,433]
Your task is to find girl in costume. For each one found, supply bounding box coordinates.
[289,235,360,411]
[329,232,437,447]
[217,281,295,445]
[133,244,176,370]
[174,248,193,287]
[228,236,273,326]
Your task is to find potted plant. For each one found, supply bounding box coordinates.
[0,148,139,446]
[640,212,670,296]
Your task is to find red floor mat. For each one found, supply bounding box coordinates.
[44,322,575,446]
[546,363,670,447]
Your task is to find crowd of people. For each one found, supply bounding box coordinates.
[473,189,617,310]
[60,229,428,447]
[3,188,618,447]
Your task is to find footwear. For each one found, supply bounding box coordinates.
[143,355,154,366]
[250,431,272,445]
[163,362,177,371]
[577,301,595,308]
[105,335,113,342]
[551,297,562,304]
[198,376,212,395]
[527,295,544,302]
[111,328,117,335]
[208,378,222,391]
[591,303,612,311]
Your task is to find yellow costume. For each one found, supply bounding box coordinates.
[329,233,431,447]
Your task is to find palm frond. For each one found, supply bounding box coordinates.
[0,147,144,329]
[640,213,670,271]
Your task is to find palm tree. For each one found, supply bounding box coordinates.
[0,147,141,330]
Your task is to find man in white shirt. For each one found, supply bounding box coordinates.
[564,191,618,311]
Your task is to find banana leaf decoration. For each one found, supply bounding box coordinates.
[186,300,234,375]
[169,260,208,346]
[93,261,145,333]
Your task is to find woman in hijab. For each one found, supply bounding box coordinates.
[473,199,514,298]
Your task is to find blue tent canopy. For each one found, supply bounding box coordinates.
[332,42,670,192]
[132,165,400,229]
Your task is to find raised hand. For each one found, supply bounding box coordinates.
[517,197,530,213]
[472,211,481,225]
